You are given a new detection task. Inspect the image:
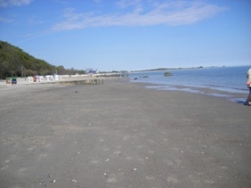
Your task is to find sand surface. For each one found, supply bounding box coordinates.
[0,78,250,188]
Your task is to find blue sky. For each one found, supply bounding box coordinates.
[0,0,250,71]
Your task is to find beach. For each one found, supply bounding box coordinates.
[0,78,250,188]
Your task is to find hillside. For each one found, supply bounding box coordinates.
[0,41,57,79]
[0,41,86,79]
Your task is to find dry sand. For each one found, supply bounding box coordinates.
[0,78,250,188]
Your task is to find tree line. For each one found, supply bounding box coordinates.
[0,40,86,79]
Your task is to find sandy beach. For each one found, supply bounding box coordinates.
[0,78,250,188]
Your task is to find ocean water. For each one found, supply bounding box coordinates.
[129,65,250,101]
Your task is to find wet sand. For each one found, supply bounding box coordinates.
[0,78,250,188]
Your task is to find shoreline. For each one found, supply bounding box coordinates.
[128,65,249,103]
[1,76,249,105]
[130,80,249,103]
[130,80,248,105]
[1,76,249,104]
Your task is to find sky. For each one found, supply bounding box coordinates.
[0,0,251,71]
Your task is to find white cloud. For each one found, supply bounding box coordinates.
[52,0,227,31]
[0,0,33,7]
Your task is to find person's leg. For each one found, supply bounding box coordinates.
[246,87,251,105]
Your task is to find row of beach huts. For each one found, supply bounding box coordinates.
[5,72,125,85]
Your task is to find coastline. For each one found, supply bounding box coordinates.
[141,82,248,104]
[129,65,249,104]
[0,78,250,187]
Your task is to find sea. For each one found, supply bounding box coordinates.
[128,65,250,103]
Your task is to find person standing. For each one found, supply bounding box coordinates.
[245,68,251,106]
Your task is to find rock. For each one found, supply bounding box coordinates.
[164,72,173,76]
